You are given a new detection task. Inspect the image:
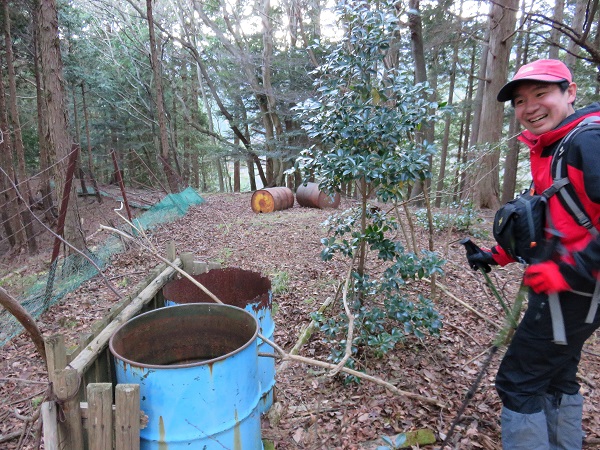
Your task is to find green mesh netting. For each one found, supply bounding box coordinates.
[0,187,204,347]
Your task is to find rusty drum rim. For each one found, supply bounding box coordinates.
[109,303,259,369]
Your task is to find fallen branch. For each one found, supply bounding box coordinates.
[0,430,23,444]
[277,293,337,373]
[3,388,48,409]
[263,334,446,408]
[0,378,49,385]
[328,261,355,377]
[12,405,41,423]
[107,271,147,281]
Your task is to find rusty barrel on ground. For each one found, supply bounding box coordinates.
[251,186,294,213]
[163,268,276,414]
[109,303,262,449]
[296,182,340,209]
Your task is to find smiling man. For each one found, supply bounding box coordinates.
[466,59,600,449]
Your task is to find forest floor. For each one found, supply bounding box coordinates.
[1,191,600,449]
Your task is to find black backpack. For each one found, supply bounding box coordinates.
[493,118,600,264]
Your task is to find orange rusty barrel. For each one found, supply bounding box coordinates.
[296,182,341,209]
[251,187,294,213]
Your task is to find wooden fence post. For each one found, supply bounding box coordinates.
[87,383,113,450]
[41,401,59,450]
[166,240,176,261]
[45,334,66,384]
[54,368,84,449]
[180,252,194,274]
[115,384,141,450]
[208,262,222,271]
[193,261,208,275]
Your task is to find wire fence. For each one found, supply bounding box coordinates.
[0,151,205,347]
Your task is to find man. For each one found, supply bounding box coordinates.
[466,59,600,449]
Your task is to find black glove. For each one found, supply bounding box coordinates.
[460,238,498,273]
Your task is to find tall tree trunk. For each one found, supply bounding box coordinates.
[233,158,240,192]
[190,64,201,189]
[4,0,33,206]
[216,159,225,192]
[565,0,587,68]
[549,0,564,59]
[71,88,88,198]
[146,0,184,193]
[0,54,26,251]
[180,67,191,185]
[38,0,86,253]
[81,83,102,203]
[435,35,460,207]
[261,0,283,186]
[32,1,54,222]
[223,158,232,191]
[3,0,37,253]
[0,171,16,247]
[457,41,477,202]
[407,0,431,204]
[469,27,490,153]
[501,0,530,204]
[475,0,518,209]
[235,94,256,192]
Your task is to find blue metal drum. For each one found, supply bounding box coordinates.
[162,268,276,413]
[109,303,263,450]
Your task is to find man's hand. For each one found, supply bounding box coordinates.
[466,246,498,273]
[524,261,571,294]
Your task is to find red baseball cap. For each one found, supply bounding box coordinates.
[497,59,572,102]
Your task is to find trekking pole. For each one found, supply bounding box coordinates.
[440,281,527,449]
[460,238,516,326]
[441,240,528,448]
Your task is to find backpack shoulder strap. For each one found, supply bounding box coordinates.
[542,119,600,236]
[542,118,600,327]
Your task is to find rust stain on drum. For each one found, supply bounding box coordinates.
[158,416,167,450]
[251,187,294,213]
[162,267,272,311]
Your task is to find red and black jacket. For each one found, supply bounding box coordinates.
[493,103,600,292]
